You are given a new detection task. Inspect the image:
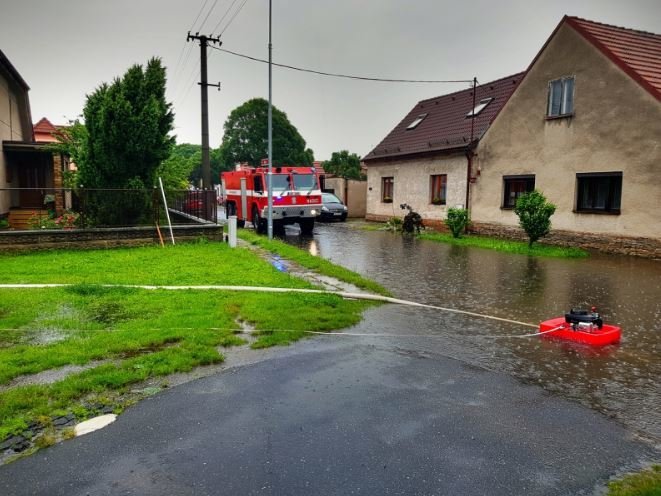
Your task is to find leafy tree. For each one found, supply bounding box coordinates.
[78,58,174,224]
[220,98,314,167]
[188,147,230,186]
[514,190,556,247]
[49,119,88,174]
[157,144,198,189]
[323,150,364,180]
[445,207,470,238]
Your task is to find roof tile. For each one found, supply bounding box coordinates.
[568,16,661,100]
[364,73,523,161]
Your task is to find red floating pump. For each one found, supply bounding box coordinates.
[539,307,621,346]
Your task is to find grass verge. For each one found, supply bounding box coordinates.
[419,231,588,258]
[607,465,661,496]
[0,239,315,287]
[0,287,372,441]
[0,241,380,443]
[238,230,391,296]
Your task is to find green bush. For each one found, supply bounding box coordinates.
[514,190,556,247]
[445,208,470,238]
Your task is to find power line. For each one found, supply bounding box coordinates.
[198,0,223,32]
[219,0,250,35]
[172,46,201,102]
[209,46,472,84]
[210,0,240,35]
[190,0,212,31]
[170,0,216,97]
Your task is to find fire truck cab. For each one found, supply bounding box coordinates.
[221,164,323,235]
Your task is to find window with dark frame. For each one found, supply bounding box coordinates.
[382,177,394,203]
[576,172,622,214]
[430,174,447,205]
[503,175,535,209]
[547,76,574,117]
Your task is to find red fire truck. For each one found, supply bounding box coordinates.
[221,163,323,235]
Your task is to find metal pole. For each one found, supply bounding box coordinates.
[158,177,176,245]
[267,0,274,239]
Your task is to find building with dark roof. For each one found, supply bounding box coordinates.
[471,15,661,257]
[363,73,523,225]
[364,15,661,256]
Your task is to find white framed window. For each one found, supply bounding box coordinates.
[547,77,574,117]
[406,113,427,130]
[466,98,493,117]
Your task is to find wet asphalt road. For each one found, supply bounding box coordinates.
[0,327,655,496]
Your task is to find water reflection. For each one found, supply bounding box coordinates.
[283,222,661,440]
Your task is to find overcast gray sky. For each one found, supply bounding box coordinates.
[1,0,660,160]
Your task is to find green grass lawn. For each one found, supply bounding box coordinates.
[419,231,589,258]
[238,230,391,296]
[607,465,661,496]
[0,241,378,443]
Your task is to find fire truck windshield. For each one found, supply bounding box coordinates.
[270,174,290,192]
[292,174,318,191]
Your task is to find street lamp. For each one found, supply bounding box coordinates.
[267,0,273,239]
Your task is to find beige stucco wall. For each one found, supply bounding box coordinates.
[324,177,367,217]
[366,154,467,220]
[472,23,661,240]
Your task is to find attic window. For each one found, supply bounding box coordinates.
[406,113,427,130]
[466,98,494,117]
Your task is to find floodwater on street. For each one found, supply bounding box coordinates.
[280,221,661,441]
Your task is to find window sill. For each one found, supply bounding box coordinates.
[430,202,446,207]
[501,206,515,210]
[382,199,393,204]
[545,113,574,121]
[574,209,621,215]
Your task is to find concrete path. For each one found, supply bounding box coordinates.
[0,318,655,495]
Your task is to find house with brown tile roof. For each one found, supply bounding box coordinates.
[471,16,661,257]
[33,117,64,143]
[363,73,523,226]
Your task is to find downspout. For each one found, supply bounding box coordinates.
[465,149,473,210]
[465,77,477,211]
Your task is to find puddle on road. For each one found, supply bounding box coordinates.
[280,222,661,440]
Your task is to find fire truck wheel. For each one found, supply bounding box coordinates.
[299,218,315,236]
[252,206,266,234]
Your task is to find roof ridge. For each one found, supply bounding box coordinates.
[416,71,525,105]
[566,16,661,100]
[567,16,661,38]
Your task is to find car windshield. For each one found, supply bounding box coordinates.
[292,173,318,191]
[322,193,341,204]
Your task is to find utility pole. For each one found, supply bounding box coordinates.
[187,32,221,189]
